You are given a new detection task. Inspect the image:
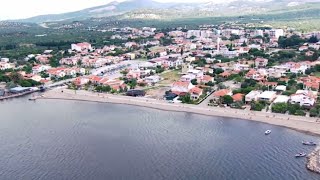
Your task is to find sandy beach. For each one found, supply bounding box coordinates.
[38,88,320,136]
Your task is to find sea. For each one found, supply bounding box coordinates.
[0,96,319,180]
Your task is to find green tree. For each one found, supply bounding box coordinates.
[222,95,234,105]
[128,79,137,89]
[9,72,22,83]
[191,79,198,85]
[310,108,319,117]
[250,101,265,111]
[214,68,224,74]
[308,35,319,43]
[179,93,193,104]
[272,103,288,114]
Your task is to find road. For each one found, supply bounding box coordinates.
[91,60,148,79]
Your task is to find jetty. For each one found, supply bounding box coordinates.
[0,90,36,100]
[307,148,320,174]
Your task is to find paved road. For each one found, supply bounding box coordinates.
[91,60,148,79]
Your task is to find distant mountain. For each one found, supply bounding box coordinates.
[16,0,180,23]
[13,0,320,23]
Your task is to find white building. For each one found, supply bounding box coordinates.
[273,95,290,103]
[144,75,161,84]
[71,42,92,52]
[258,91,277,102]
[187,30,201,38]
[171,81,195,94]
[269,29,284,39]
[245,90,262,103]
[32,65,51,74]
[290,90,316,107]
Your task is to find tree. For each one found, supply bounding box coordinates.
[278,35,304,48]
[214,68,224,74]
[222,95,233,105]
[241,41,247,47]
[191,79,198,85]
[9,72,22,83]
[22,64,32,74]
[77,60,82,67]
[271,103,288,114]
[128,79,137,89]
[310,108,319,117]
[288,103,301,115]
[205,81,214,87]
[19,80,32,87]
[250,101,265,111]
[179,93,193,104]
[308,35,319,43]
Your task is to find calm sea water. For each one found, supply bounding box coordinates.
[0,96,319,180]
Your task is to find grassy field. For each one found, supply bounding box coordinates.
[160,70,181,84]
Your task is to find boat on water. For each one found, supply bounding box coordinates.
[295,153,306,158]
[265,130,271,135]
[302,141,317,146]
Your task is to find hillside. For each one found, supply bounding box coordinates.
[14,0,320,23]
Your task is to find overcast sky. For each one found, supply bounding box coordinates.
[0,0,220,20]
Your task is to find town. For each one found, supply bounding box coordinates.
[1,24,320,117]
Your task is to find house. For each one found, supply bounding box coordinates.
[88,75,102,84]
[245,69,265,81]
[180,74,196,82]
[275,85,287,92]
[0,62,15,70]
[74,77,89,86]
[258,91,277,102]
[290,90,317,107]
[125,42,138,48]
[255,57,268,68]
[232,93,244,102]
[32,65,51,74]
[212,89,232,100]
[299,45,308,51]
[144,75,161,84]
[189,87,203,100]
[273,95,290,103]
[163,57,183,69]
[31,75,42,82]
[187,69,203,78]
[71,42,92,52]
[1,58,9,62]
[201,75,214,84]
[245,90,262,103]
[171,81,195,95]
[219,71,231,78]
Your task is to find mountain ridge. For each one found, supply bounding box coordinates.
[9,0,320,23]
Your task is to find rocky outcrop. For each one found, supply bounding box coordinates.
[307,148,320,174]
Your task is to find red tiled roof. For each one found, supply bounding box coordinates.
[232,93,244,102]
[189,87,203,95]
[213,89,231,97]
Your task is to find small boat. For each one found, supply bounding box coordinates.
[302,141,317,146]
[295,153,306,158]
[265,130,271,135]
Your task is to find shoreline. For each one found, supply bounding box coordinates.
[37,88,320,137]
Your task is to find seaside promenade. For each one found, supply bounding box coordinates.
[39,88,320,136]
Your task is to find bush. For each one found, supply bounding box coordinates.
[272,103,288,114]
[251,101,265,111]
[294,110,306,116]
[310,108,319,117]
[222,95,233,105]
